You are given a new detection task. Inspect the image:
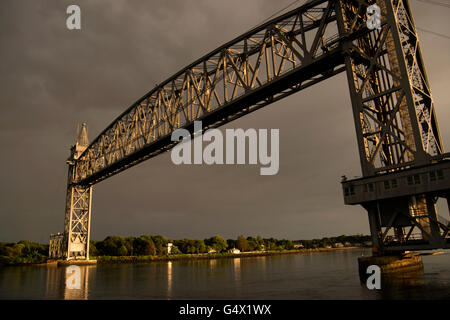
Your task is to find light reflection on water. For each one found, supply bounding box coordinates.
[0,249,449,300]
[167,261,172,298]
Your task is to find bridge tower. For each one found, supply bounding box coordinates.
[62,124,93,260]
[339,0,450,254]
[49,0,449,261]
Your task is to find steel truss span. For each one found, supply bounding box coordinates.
[73,0,348,186]
[52,0,449,260]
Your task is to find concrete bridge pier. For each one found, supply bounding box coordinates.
[357,252,423,285]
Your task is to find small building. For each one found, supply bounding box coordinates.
[333,242,344,248]
[229,248,241,254]
[293,243,304,249]
[167,243,173,254]
[208,248,217,254]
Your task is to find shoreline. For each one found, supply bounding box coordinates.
[93,246,363,265]
[0,247,366,267]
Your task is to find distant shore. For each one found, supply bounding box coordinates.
[91,246,363,265]
[1,247,366,266]
[2,235,372,266]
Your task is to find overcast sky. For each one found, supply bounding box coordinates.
[1,0,449,243]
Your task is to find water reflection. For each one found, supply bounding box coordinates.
[233,258,241,282]
[167,261,173,298]
[208,259,216,270]
[1,249,449,299]
[45,265,64,299]
[360,253,450,300]
[63,265,94,300]
[256,256,267,281]
[383,269,425,287]
[377,266,450,299]
[44,264,95,300]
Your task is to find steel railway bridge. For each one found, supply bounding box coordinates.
[49,0,450,260]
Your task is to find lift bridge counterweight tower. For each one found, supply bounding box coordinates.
[339,0,450,253]
[49,0,449,260]
[50,124,93,260]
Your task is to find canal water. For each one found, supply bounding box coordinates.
[1,248,449,299]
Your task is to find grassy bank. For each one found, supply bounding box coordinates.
[93,247,361,264]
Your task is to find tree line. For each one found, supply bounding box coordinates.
[0,234,372,264]
[89,234,372,257]
[0,241,48,264]
[90,235,292,256]
[90,235,232,256]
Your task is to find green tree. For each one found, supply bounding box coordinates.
[125,237,134,255]
[176,239,196,254]
[97,236,128,256]
[227,239,237,249]
[89,241,98,257]
[205,236,228,253]
[277,239,293,250]
[118,245,128,256]
[194,240,207,253]
[170,245,181,255]
[0,241,47,264]
[133,236,156,256]
[236,235,249,252]
[263,238,277,250]
[247,237,262,251]
[256,236,264,249]
[151,235,169,255]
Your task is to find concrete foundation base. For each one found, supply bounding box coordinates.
[358,253,423,283]
[47,259,97,266]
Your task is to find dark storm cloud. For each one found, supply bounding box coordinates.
[1,0,449,243]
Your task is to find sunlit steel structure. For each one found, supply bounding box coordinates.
[49,0,450,260]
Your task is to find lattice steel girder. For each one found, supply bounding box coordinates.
[70,0,444,187]
[72,0,354,186]
[48,233,64,260]
[61,127,93,260]
[64,185,92,260]
[336,0,448,254]
[360,196,450,252]
[337,0,444,176]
